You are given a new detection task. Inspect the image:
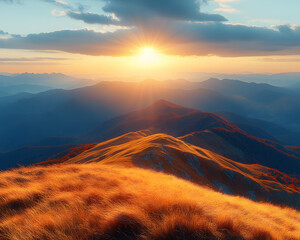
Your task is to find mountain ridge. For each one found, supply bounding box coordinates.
[46,131,300,208]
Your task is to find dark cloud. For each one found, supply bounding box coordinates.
[66,0,226,26]
[0,30,9,35]
[1,23,300,57]
[0,29,135,56]
[166,23,300,56]
[102,0,226,23]
[175,23,300,45]
[67,12,125,26]
[0,30,21,38]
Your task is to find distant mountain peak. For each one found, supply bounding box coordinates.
[144,99,195,115]
[149,99,184,109]
[142,79,160,84]
[206,77,220,82]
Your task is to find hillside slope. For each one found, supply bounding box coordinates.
[58,132,300,208]
[0,164,299,240]
[0,144,97,170]
[217,111,300,146]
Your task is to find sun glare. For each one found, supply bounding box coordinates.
[138,47,159,65]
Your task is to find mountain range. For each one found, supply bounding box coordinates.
[0,73,94,89]
[1,78,300,152]
[183,72,300,88]
[1,99,299,209]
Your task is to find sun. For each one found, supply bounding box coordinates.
[138,47,159,65]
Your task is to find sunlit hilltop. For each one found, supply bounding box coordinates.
[0,164,299,240]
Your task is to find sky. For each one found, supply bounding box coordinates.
[0,0,300,78]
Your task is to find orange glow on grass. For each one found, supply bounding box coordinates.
[0,164,299,239]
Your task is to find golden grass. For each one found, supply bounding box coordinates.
[0,164,299,240]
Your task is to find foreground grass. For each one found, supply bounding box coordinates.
[0,164,299,240]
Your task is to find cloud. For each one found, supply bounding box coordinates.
[0,56,71,65]
[64,0,226,27]
[214,7,238,13]
[0,62,66,65]
[0,29,135,56]
[67,12,125,26]
[164,23,300,56]
[259,58,300,63]
[51,9,67,16]
[102,0,227,23]
[43,0,71,9]
[0,30,9,35]
[1,23,300,57]
[0,30,21,38]
[0,57,70,62]
[214,0,239,13]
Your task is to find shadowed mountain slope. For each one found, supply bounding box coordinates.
[217,111,300,146]
[0,144,87,170]
[0,81,246,151]
[83,99,237,141]
[181,128,300,176]
[198,78,291,102]
[140,78,300,131]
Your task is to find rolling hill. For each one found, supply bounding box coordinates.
[40,131,299,209]
[0,163,299,240]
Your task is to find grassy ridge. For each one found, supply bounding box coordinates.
[0,164,299,240]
